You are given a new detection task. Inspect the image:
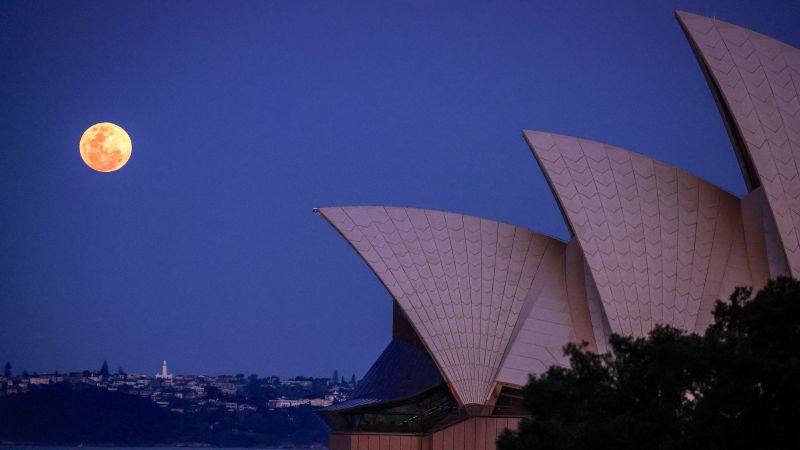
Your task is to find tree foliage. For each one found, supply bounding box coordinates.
[498,277,800,450]
[99,360,109,378]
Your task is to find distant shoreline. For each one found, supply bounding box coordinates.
[0,445,326,450]
[0,378,334,449]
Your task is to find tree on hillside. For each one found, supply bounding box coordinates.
[3,362,11,377]
[331,370,339,384]
[350,374,356,384]
[498,276,800,450]
[99,360,109,378]
[246,374,263,402]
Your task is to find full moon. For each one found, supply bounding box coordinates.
[79,122,132,172]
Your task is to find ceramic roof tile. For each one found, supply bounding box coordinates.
[525,131,751,336]
[317,206,581,405]
[678,10,800,277]
[496,241,591,388]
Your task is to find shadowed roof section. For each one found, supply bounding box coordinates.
[321,340,443,412]
[524,130,753,336]
[676,10,800,277]
[316,206,568,405]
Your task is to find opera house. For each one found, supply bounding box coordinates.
[315,11,800,450]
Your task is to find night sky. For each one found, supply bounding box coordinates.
[1,0,798,379]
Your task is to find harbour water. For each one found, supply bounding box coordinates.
[0,447,319,450]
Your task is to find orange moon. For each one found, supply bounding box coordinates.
[79,122,132,172]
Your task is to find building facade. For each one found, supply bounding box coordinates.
[316,11,800,450]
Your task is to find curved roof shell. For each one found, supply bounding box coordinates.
[316,12,798,418]
[524,130,754,336]
[677,11,800,277]
[316,206,598,405]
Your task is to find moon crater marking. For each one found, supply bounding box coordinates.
[79,122,132,172]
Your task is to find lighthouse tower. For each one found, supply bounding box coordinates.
[156,360,173,379]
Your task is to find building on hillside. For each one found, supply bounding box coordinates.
[268,398,335,409]
[314,11,800,450]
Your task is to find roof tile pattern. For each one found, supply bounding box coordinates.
[741,189,777,288]
[677,11,800,277]
[495,241,590,387]
[318,13,798,419]
[524,131,749,336]
[563,241,600,351]
[317,206,580,405]
[697,193,754,332]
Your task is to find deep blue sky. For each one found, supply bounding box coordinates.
[1,0,798,378]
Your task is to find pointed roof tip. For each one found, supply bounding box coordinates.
[314,207,340,217]
[674,9,697,18]
[522,130,568,158]
[313,207,334,216]
[673,10,705,26]
[522,129,574,138]
[521,129,578,149]
[674,10,709,24]
[313,206,349,214]
[521,129,535,141]
[521,129,556,141]
[521,129,548,141]
[520,129,548,157]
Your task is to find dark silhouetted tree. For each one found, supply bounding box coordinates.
[99,360,109,378]
[246,374,261,401]
[350,374,356,384]
[3,362,11,377]
[331,370,339,384]
[498,277,800,450]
